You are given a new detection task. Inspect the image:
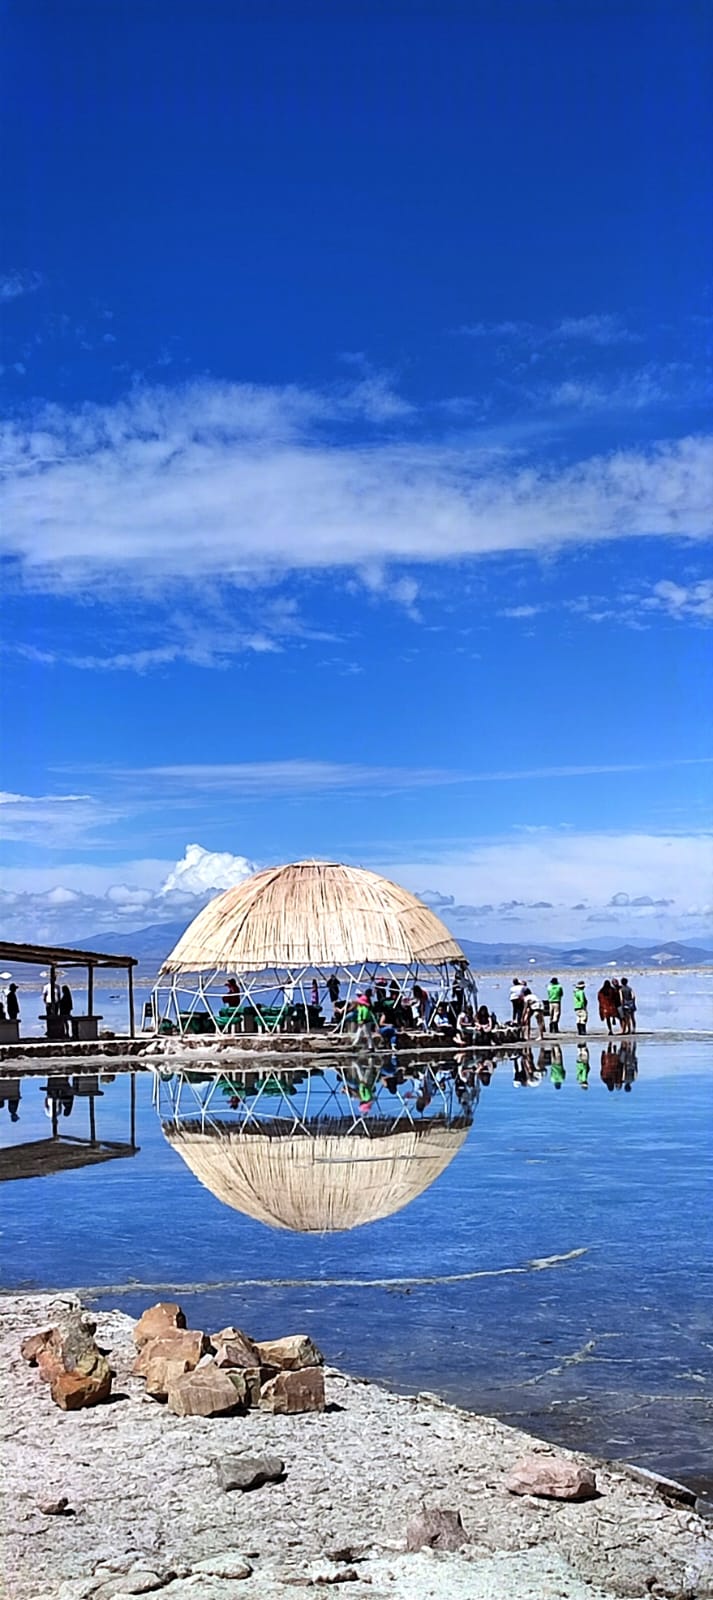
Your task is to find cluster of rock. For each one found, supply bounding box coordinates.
[21,1300,327,1421]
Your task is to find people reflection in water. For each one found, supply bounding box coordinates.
[576,1044,590,1089]
[600,1044,624,1090]
[44,1076,75,1118]
[549,1044,566,1089]
[0,1077,21,1120]
[621,1039,638,1090]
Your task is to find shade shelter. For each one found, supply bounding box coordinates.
[0,940,138,1041]
[152,859,475,1036]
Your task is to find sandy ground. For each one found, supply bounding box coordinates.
[1,1294,712,1600]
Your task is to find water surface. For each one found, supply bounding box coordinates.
[1,1040,711,1493]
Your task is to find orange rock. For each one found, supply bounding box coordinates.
[134,1302,186,1349]
[260,1366,325,1414]
[20,1330,54,1365]
[212,1330,261,1368]
[167,1365,243,1417]
[504,1453,597,1501]
[142,1353,193,1399]
[254,1335,324,1371]
[133,1330,207,1377]
[51,1363,112,1410]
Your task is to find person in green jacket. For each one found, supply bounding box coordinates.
[573,981,588,1036]
[547,977,564,1033]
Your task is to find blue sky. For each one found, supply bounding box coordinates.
[1,0,711,948]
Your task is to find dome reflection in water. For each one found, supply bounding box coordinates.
[153,1054,479,1233]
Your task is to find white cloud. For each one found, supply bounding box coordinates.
[459,313,639,346]
[378,830,713,943]
[0,270,42,302]
[140,761,461,795]
[159,842,256,896]
[643,578,713,622]
[0,831,711,947]
[0,789,106,845]
[499,604,542,619]
[0,382,710,597]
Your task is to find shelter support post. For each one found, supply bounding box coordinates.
[128,965,135,1038]
[87,965,94,1018]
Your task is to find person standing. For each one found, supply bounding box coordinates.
[547,976,564,1033]
[619,978,637,1034]
[509,978,526,1024]
[573,981,588,1035]
[597,980,619,1035]
[353,993,376,1049]
[5,984,19,1023]
[58,984,74,1038]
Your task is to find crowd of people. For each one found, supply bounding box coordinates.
[509,975,637,1038]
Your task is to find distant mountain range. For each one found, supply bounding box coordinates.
[72,920,713,974]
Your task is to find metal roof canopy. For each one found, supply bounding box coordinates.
[0,940,136,970]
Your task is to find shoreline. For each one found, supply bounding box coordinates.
[2,1293,712,1600]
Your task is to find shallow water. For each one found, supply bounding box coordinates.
[1,1040,711,1493]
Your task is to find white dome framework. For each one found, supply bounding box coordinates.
[151,860,476,1039]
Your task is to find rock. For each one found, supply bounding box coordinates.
[142,1353,193,1400]
[405,1505,470,1552]
[213,1331,261,1368]
[504,1453,598,1501]
[241,1367,262,1407]
[255,1333,324,1370]
[225,1369,247,1405]
[94,1568,172,1597]
[260,1365,325,1414]
[191,1553,254,1579]
[309,1563,360,1585]
[28,1311,113,1409]
[38,1496,72,1515]
[215,1453,285,1492]
[618,1462,697,1506]
[133,1330,207,1377]
[133,1302,186,1349]
[166,1365,243,1417]
[51,1360,113,1410]
[21,1329,54,1364]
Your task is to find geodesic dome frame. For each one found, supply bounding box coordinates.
[150,860,477,1037]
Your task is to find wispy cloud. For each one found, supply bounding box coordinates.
[0,269,42,302]
[459,312,640,347]
[0,789,109,846]
[124,754,713,798]
[0,380,710,597]
[642,578,713,623]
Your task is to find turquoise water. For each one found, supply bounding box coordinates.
[1,1041,711,1492]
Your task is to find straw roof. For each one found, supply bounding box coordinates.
[160,860,466,974]
[164,1122,468,1231]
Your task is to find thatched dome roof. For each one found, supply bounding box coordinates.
[160,860,465,974]
[164,1123,468,1231]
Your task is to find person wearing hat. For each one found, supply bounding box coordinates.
[573,981,588,1035]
